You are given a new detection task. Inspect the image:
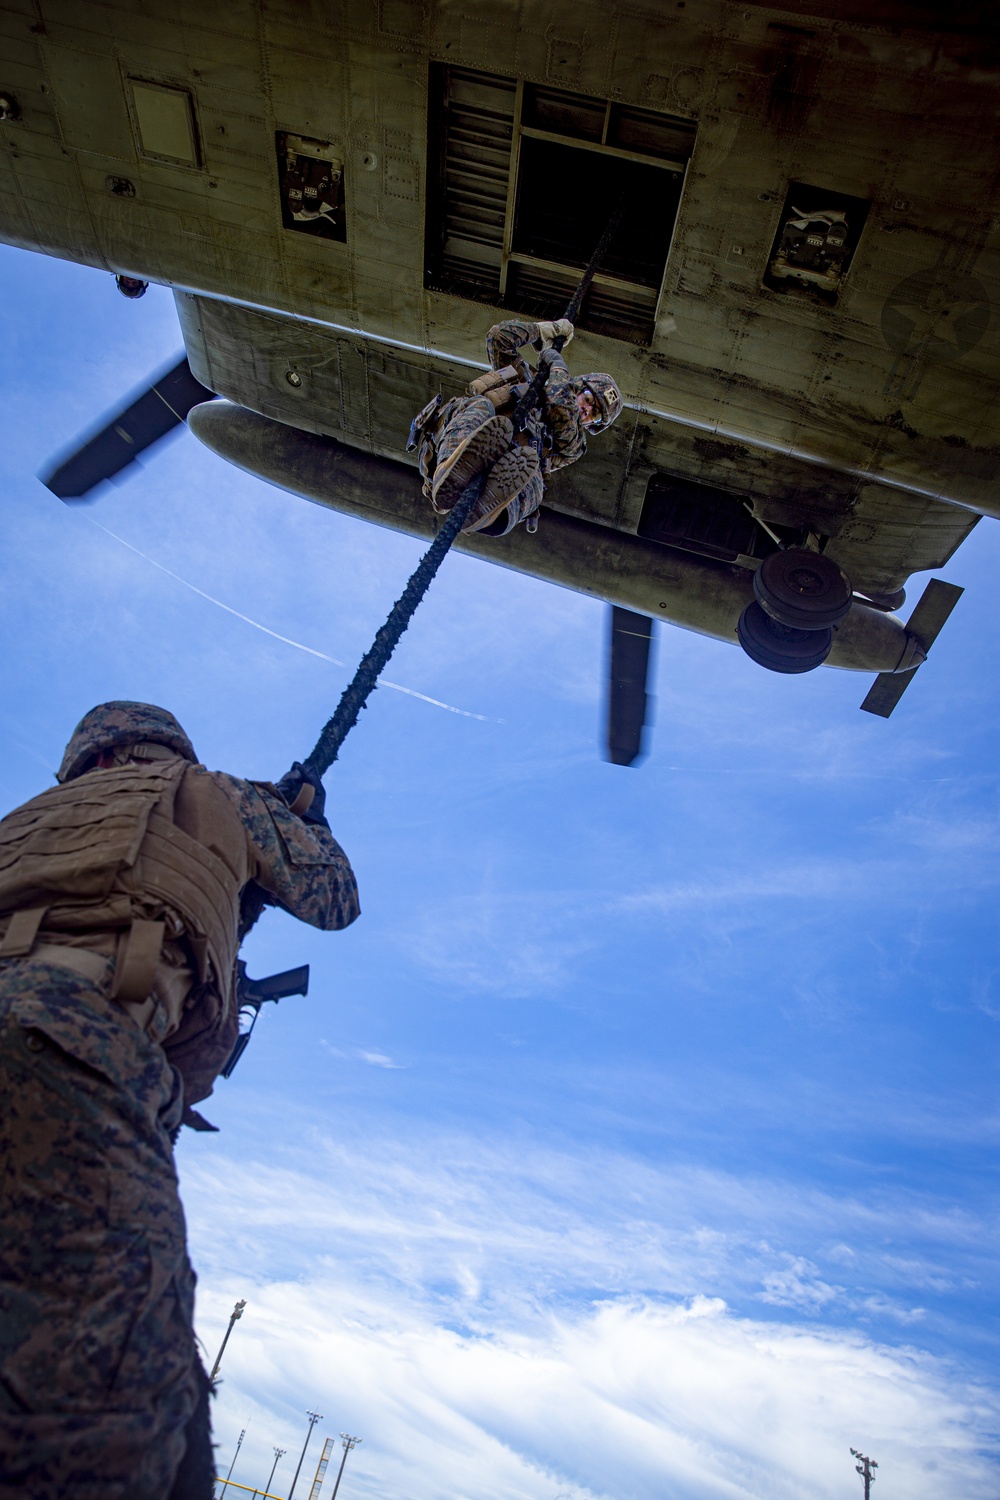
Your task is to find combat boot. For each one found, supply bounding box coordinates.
[464,448,543,535]
[430,399,514,514]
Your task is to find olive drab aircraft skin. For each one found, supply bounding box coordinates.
[2,0,996,753]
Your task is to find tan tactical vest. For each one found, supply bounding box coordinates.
[0,759,247,1011]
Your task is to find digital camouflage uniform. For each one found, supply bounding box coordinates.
[410,319,621,536]
[0,703,359,1500]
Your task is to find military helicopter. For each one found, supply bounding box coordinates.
[2,0,994,761]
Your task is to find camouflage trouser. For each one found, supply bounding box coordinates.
[0,961,209,1500]
[415,394,491,498]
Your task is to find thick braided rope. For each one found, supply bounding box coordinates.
[302,475,484,776]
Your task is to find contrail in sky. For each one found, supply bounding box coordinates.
[87,519,491,721]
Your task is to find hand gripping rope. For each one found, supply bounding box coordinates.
[301,196,626,780]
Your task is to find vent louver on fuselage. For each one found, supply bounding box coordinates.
[425,67,514,302]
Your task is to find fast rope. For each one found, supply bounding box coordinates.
[510,193,625,435]
[302,195,627,779]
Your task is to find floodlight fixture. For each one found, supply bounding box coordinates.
[264,1445,287,1496]
[329,1432,363,1500]
[288,1410,324,1499]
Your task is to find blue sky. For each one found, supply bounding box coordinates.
[1,242,998,1500]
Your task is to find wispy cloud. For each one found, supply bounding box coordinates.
[759,1255,843,1311]
[179,1113,1000,1495]
[186,1133,1000,1500]
[184,1119,999,1358]
[320,1042,408,1070]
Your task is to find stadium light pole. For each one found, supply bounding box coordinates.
[263,1445,286,1497]
[287,1410,323,1499]
[329,1433,363,1500]
[851,1447,878,1500]
[210,1298,247,1384]
[218,1426,246,1497]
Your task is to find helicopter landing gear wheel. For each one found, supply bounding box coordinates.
[753,548,852,630]
[737,601,833,674]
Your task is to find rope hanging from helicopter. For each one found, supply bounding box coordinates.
[301,194,626,780]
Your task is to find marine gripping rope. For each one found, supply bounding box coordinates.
[302,196,626,779]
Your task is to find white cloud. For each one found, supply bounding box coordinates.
[183,1126,1000,1500]
[199,1275,998,1500]
[319,1042,407,1070]
[759,1256,842,1311]
[183,1123,994,1317]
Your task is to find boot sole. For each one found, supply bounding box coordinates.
[431,417,513,513]
[462,449,541,534]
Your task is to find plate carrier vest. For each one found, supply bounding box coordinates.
[0,759,243,1011]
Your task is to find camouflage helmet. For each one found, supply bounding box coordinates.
[57,701,198,783]
[574,373,624,433]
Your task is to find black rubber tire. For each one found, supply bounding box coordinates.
[754,548,852,629]
[737,601,833,674]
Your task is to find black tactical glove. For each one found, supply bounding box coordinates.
[275,761,329,828]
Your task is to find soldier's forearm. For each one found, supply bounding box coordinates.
[540,348,570,376]
[485,319,539,369]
